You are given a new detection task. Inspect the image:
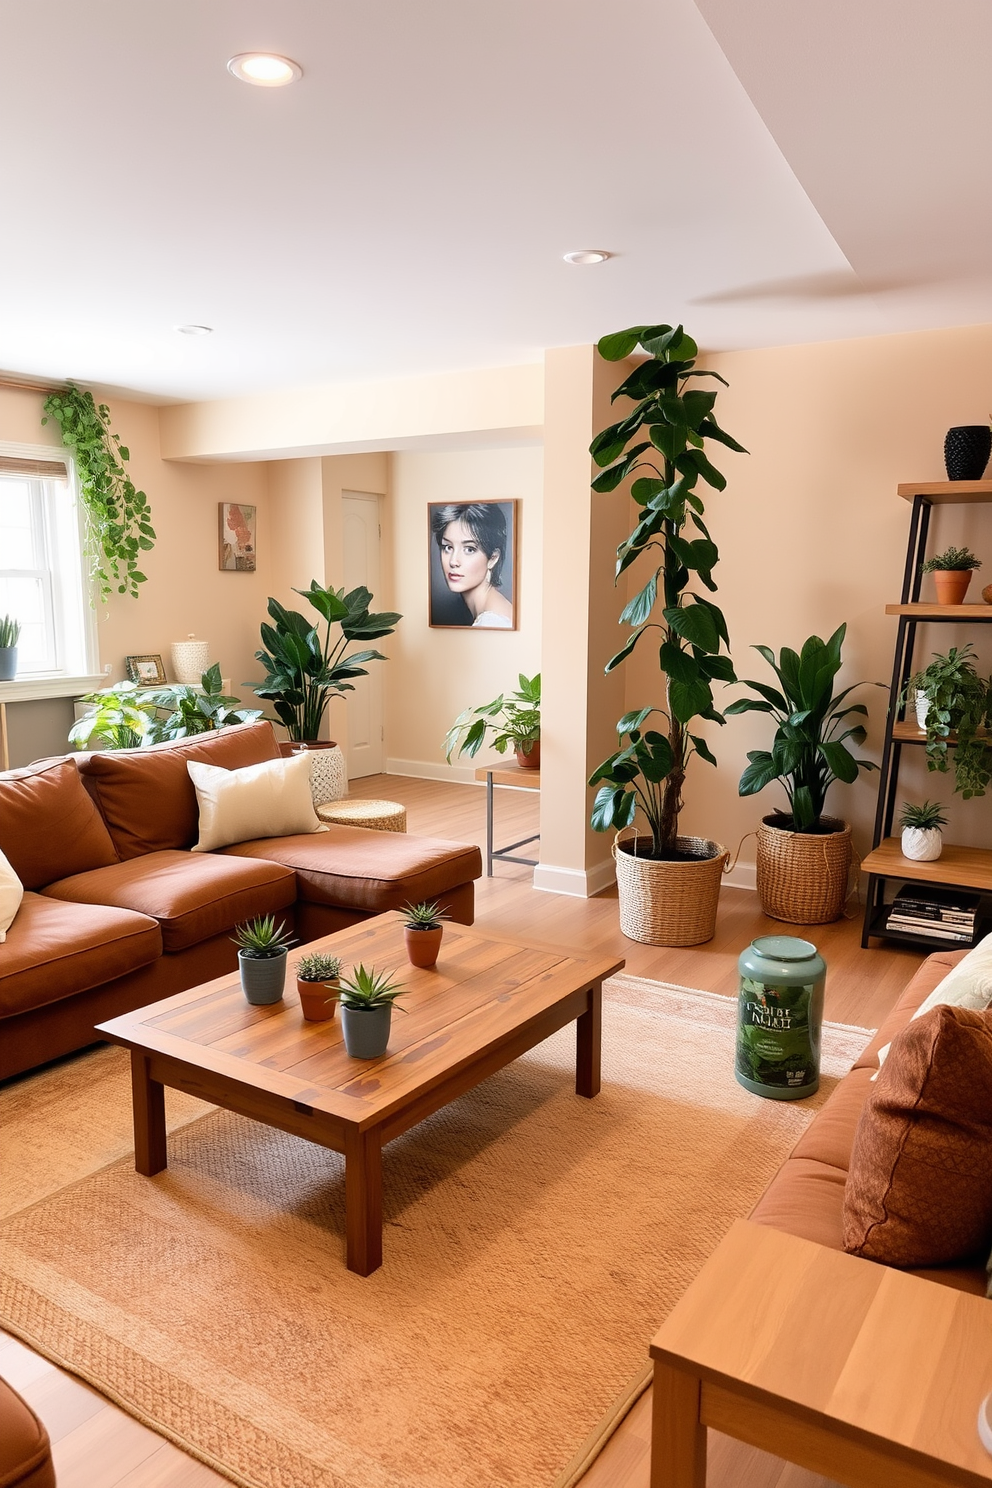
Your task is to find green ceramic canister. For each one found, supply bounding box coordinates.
[735,935,826,1100]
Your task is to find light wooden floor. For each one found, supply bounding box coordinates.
[2,772,926,1488]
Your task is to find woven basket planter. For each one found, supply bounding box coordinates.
[755,815,852,925]
[613,832,728,947]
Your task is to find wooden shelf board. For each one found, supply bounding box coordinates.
[891,720,928,744]
[885,603,992,620]
[898,480,992,503]
[862,838,992,892]
[473,764,541,789]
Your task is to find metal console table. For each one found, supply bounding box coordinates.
[474,764,540,876]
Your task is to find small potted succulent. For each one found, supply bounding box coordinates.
[401,900,448,968]
[921,545,981,606]
[0,615,20,682]
[333,964,408,1058]
[295,951,342,1021]
[231,915,296,1005]
[897,800,948,862]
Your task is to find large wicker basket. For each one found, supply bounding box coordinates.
[613,832,728,946]
[756,816,852,924]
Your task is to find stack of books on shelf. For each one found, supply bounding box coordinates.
[884,885,980,943]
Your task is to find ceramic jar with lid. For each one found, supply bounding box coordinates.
[735,935,826,1100]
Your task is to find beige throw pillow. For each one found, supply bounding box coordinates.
[874,931,992,1073]
[0,845,24,941]
[188,754,327,852]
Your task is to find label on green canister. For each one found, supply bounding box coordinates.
[735,977,819,1093]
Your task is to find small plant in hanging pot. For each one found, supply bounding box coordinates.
[332,964,408,1059]
[231,916,296,1005]
[0,615,21,682]
[921,545,981,606]
[295,951,342,1021]
[897,800,948,862]
[400,900,448,969]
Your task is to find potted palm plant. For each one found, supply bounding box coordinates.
[295,951,342,1021]
[401,900,448,968]
[251,581,401,746]
[0,615,20,682]
[921,545,981,606]
[332,964,408,1058]
[726,625,880,923]
[231,916,295,1005]
[444,673,541,768]
[587,323,745,946]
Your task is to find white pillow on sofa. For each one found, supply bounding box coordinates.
[875,930,992,1071]
[188,753,327,852]
[0,846,23,941]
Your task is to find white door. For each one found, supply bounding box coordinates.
[341,492,384,778]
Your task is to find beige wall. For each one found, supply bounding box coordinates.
[620,320,992,883]
[385,445,543,778]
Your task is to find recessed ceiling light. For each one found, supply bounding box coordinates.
[227,53,302,87]
[562,249,611,265]
[175,324,213,336]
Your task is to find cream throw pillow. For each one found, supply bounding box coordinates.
[875,930,992,1072]
[188,754,327,852]
[0,845,23,941]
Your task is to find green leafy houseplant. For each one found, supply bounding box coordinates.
[921,546,981,573]
[296,951,342,983]
[586,324,745,859]
[251,582,401,743]
[69,666,260,750]
[726,625,880,832]
[444,673,541,762]
[231,916,296,958]
[42,384,156,601]
[903,644,992,798]
[68,681,156,750]
[0,616,21,647]
[896,800,948,830]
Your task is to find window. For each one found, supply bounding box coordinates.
[0,446,98,681]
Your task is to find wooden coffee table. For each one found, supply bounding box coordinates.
[98,912,623,1275]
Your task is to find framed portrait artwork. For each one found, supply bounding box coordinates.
[428,500,518,630]
[125,653,167,684]
[219,502,257,571]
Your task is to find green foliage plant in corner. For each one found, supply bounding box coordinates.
[42,383,155,601]
[587,324,746,860]
[443,672,541,762]
[903,644,992,798]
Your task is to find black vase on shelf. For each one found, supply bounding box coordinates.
[943,425,992,481]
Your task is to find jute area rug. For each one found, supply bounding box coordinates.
[0,976,871,1488]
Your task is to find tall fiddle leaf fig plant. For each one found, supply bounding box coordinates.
[42,384,155,601]
[588,324,746,858]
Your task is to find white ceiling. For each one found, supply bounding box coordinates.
[1,0,990,403]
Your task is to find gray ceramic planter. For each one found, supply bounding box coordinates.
[341,1003,392,1058]
[238,948,287,1005]
[0,648,16,682]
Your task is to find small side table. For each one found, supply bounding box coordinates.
[474,764,540,876]
[316,798,407,833]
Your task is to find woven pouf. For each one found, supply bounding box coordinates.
[756,816,852,924]
[316,798,407,833]
[613,833,728,946]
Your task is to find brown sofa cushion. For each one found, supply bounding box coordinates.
[844,1005,992,1267]
[0,890,161,1018]
[0,1373,55,1488]
[76,721,280,859]
[0,759,119,891]
[44,850,297,953]
[219,826,483,912]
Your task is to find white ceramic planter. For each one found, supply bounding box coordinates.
[901,826,943,861]
[914,690,929,730]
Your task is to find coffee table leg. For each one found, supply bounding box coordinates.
[650,1362,706,1488]
[345,1126,383,1275]
[131,1050,167,1176]
[576,982,602,1098]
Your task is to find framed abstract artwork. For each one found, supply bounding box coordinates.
[219,503,257,571]
[427,500,518,629]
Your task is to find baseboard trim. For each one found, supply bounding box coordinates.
[385,757,483,786]
[724,861,757,893]
[533,859,616,898]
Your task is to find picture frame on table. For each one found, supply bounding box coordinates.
[218,502,257,571]
[427,500,518,630]
[125,654,167,685]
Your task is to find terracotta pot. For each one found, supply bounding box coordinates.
[405,925,443,968]
[515,740,540,770]
[278,739,338,758]
[297,977,338,1021]
[932,569,972,606]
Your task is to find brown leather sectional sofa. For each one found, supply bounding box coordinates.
[750,946,986,1293]
[0,721,482,1080]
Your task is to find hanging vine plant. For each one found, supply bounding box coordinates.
[42,383,155,600]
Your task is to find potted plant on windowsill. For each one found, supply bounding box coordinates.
[921,545,982,606]
[902,644,992,798]
[295,951,342,1021]
[401,900,448,968]
[231,916,296,1005]
[444,673,541,770]
[897,800,948,862]
[0,615,21,682]
[332,964,408,1059]
[726,625,881,924]
[586,323,745,946]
